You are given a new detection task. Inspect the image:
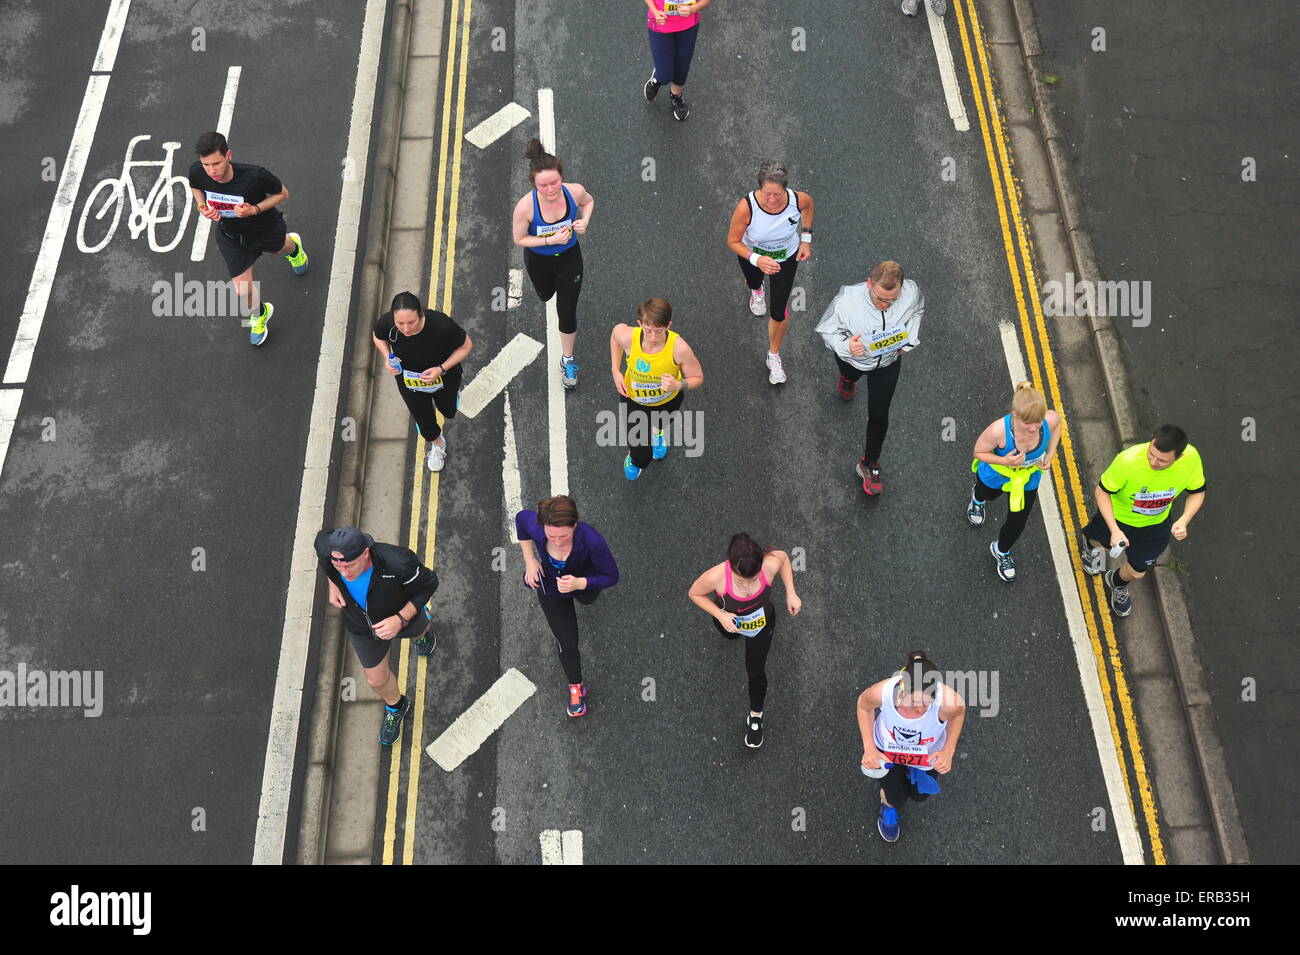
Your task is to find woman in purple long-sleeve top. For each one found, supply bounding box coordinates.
[515,495,619,717]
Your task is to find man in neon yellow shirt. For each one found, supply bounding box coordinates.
[1080,424,1206,617]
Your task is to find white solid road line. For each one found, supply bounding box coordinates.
[465,101,531,149]
[190,65,242,263]
[457,332,543,418]
[2,0,129,480]
[426,668,538,771]
[536,88,569,496]
[926,5,970,132]
[91,0,131,72]
[251,0,387,865]
[502,392,524,531]
[996,322,1143,864]
[539,829,584,865]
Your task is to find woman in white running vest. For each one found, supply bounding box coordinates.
[856,651,966,843]
[725,160,814,385]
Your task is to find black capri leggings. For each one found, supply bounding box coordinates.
[713,619,775,712]
[396,376,459,442]
[737,254,799,321]
[973,477,1040,553]
[835,355,902,465]
[879,763,932,810]
[537,588,600,684]
[621,390,685,469]
[525,244,584,335]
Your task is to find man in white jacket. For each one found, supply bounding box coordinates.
[815,260,924,496]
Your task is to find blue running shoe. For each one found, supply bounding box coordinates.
[878,804,900,842]
[248,303,273,346]
[623,455,642,480]
[379,696,411,746]
[651,429,668,460]
[560,355,579,390]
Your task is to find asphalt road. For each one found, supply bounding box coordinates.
[384,0,1127,864]
[0,0,380,863]
[1031,0,1299,865]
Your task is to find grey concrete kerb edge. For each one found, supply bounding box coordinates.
[1007,0,1249,864]
[295,0,415,865]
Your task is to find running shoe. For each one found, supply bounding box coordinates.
[426,437,447,472]
[379,696,412,746]
[901,0,921,15]
[624,455,642,480]
[285,232,308,275]
[1080,531,1106,575]
[414,627,437,656]
[644,70,661,102]
[856,459,883,496]
[745,713,764,749]
[967,488,986,526]
[651,429,668,460]
[837,374,857,401]
[749,286,767,316]
[248,302,273,347]
[990,540,1016,582]
[560,355,579,390]
[878,804,900,842]
[766,352,787,385]
[567,682,587,717]
[928,0,948,14]
[669,92,689,121]
[1104,569,1132,617]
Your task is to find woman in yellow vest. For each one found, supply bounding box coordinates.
[967,382,1063,581]
[609,298,704,479]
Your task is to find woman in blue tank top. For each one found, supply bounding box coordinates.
[511,138,595,390]
[966,382,1063,582]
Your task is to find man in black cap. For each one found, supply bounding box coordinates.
[314,527,439,746]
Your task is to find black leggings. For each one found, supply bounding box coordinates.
[525,244,583,335]
[835,355,902,464]
[973,477,1040,552]
[396,377,459,442]
[715,621,774,712]
[880,763,931,810]
[620,390,684,469]
[537,588,600,684]
[737,254,799,321]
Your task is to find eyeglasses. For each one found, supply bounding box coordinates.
[871,291,899,307]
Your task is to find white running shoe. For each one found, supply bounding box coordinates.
[749,286,767,316]
[426,438,447,472]
[766,352,787,385]
[901,0,921,15]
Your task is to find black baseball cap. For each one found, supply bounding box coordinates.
[326,527,373,561]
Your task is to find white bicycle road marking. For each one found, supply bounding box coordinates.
[76,134,193,254]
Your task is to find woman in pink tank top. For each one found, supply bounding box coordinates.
[641,0,712,121]
[688,533,802,749]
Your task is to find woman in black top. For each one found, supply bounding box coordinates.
[688,533,802,749]
[372,291,473,472]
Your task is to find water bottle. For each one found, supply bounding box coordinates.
[1109,540,1128,559]
[386,352,402,374]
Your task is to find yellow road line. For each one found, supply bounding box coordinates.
[955,0,1164,862]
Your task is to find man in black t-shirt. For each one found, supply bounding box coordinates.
[372,291,474,472]
[188,130,309,346]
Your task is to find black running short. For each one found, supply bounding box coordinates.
[215,216,288,278]
[347,607,432,669]
[1081,510,1172,573]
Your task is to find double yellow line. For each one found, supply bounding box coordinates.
[381,0,476,865]
[953,0,1164,862]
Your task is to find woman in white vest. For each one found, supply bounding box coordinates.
[856,651,966,843]
[725,161,815,385]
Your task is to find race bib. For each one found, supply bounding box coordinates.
[663,1,692,14]
[751,245,787,262]
[401,368,444,393]
[630,382,667,404]
[734,606,767,635]
[536,218,572,237]
[1131,489,1175,516]
[869,326,909,353]
[204,190,244,218]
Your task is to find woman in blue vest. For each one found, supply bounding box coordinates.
[512,139,595,390]
[966,382,1063,581]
